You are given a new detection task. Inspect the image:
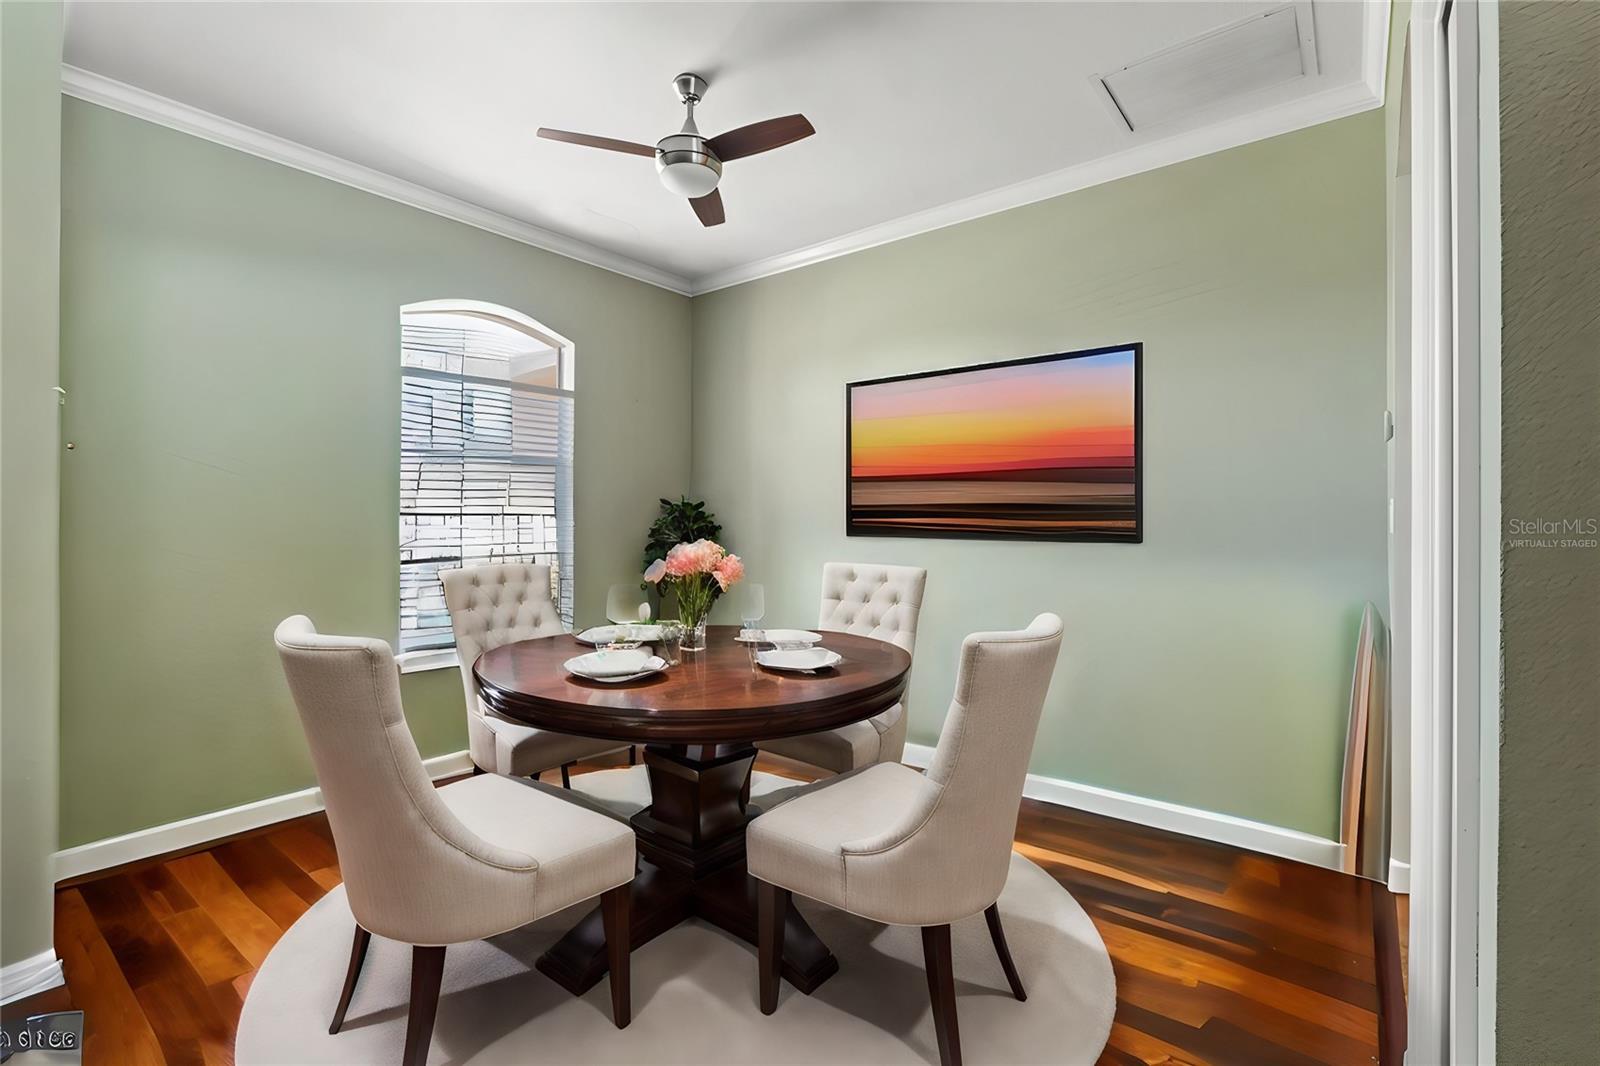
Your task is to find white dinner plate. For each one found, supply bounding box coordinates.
[756,647,843,673]
[564,650,666,683]
[575,624,664,646]
[736,629,824,646]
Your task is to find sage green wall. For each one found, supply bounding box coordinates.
[692,113,1387,838]
[1496,2,1600,1060]
[0,0,63,970]
[58,99,692,847]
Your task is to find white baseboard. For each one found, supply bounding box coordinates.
[54,744,1348,881]
[0,949,65,1006]
[901,743,1346,870]
[1388,858,1411,894]
[53,750,475,882]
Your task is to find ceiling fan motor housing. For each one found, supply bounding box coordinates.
[657,73,720,197]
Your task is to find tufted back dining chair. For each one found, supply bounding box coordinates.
[748,614,1063,1066]
[274,616,636,1065]
[442,563,629,781]
[758,562,927,774]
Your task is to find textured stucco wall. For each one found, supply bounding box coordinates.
[1496,3,1600,1061]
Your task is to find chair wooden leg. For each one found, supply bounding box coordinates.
[402,945,446,1066]
[601,885,632,1029]
[922,924,962,1066]
[983,903,1027,1002]
[628,745,637,766]
[560,762,573,789]
[757,880,789,1015]
[328,924,371,1034]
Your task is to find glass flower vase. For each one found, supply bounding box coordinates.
[680,617,708,652]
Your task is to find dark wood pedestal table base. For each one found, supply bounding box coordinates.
[474,626,912,998]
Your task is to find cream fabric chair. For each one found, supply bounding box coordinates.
[757,562,927,773]
[442,563,630,783]
[748,614,1063,1066]
[274,616,637,1066]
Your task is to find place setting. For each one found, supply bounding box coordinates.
[737,628,843,674]
[562,646,670,685]
[567,595,680,684]
[726,581,844,675]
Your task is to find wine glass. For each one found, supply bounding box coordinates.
[606,582,649,624]
[738,583,766,640]
[658,619,685,666]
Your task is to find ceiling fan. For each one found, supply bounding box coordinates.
[537,73,815,228]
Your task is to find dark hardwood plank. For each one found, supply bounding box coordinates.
[208,838,320,930]
[164,853,282,968]
[159,907,253,987]
[53,887,167,1065]
[76,876,235,1065]
[131,865,199,920]
[262,822,339,876]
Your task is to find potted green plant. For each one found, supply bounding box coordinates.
[643,496,723,575]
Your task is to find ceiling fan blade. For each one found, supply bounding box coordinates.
[536,128,657,158]
[705,114,815,162]
[690,189,725,227]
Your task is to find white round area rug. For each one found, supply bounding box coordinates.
[237,773,1114,1065]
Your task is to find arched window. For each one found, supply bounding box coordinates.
[398,300,575,659]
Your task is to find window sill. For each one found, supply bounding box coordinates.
[396,648,460,674]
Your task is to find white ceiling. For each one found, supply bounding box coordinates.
[62,2,1382,293]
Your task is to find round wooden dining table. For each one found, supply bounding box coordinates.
[474,625,912,999]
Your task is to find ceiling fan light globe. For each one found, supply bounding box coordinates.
[659,161,721,198]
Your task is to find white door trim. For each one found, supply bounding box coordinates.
[1472,1,1502,1054]
[1406,1,1497,1061]
[1405,12,1453,1056]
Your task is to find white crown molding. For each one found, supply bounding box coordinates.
[1362,0,1395,104]
[902,743,1346,870]
[53,750,474,882]
[58,65,694,296]
[691,80,1384,295]
[0,950,65,1007]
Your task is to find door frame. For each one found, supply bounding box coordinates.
[1404,1,1499,1061]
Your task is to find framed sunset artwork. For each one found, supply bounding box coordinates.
[846,343,1142,542]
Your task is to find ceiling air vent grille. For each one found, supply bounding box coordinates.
[1095,3,1320,133]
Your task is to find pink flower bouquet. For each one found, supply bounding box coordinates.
[643,539,742,647]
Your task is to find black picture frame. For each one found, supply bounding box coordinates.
[845,342,1143,543]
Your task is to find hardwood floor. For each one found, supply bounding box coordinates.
[16,753,1398,1065]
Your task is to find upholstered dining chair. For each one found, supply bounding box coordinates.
[274,616,637,1066]
[757,562,927,774]
[748,614,1063,1066]
[443,563,632,785]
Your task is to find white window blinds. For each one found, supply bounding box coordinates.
[399,310,574,652]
